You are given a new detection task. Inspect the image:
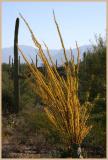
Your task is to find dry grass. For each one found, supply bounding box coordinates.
[18,12,92,145]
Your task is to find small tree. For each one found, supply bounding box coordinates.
[18,12,93,158]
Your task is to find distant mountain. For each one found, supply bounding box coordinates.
[2,45,37,64]
[2,45,92,66]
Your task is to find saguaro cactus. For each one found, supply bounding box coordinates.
[12,58,14,68]
[13,18,20,113]
[9,55,11,67]
[36,54,38,68]
[8,56,11,77]
[56,59,57,68]
[19,55,21,72]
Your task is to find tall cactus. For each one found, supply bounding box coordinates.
[83,52,86,71]
[36,54,38,68]
[56,59,57,68]
[19,55,21,72]
[13,18,20,113]
[12,58,14,68]
[8,56,11,93]
[9,55,11,67]
[8,55,11,77]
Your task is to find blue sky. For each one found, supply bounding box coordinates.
[2,1,106,49]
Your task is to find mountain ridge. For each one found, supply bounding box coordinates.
[2,44,92,66]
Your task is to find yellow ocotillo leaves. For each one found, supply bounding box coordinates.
[18,13,93,145]
[53,10,68,64]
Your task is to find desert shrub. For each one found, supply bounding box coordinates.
[2,69,14,114]
[79,36,106,105]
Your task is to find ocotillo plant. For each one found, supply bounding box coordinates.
[18,13,93,158]
[13,17,20,113]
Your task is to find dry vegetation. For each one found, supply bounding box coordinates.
[2,12,106,158]
[18,12,93,158]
